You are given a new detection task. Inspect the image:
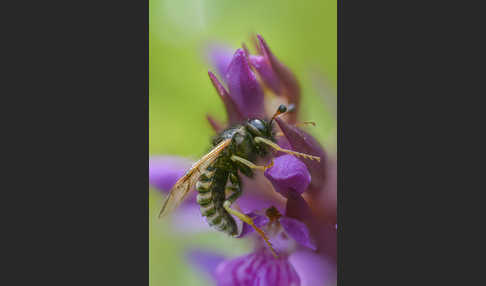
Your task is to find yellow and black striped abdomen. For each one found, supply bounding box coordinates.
[196,163,237,236]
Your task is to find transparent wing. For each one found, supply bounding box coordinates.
[158,139,231,218]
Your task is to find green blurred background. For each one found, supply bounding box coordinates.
[149,0,336,285]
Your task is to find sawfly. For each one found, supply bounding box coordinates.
[158,105,320,256]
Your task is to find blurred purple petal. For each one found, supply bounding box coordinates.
[208,71,245,124]
[280,216,316,251]
[289,249,336,286]
[315,157,337,224]
[310,222,337,260]
[249,54,282,94]
[285,191,312,221]
[187,249,226,281]
[215,249,300,286]
[170,202,210,234]
[149,156,192,193]
[236,189,285,215]
[276,135,292,150]
[276,117,328,195]
[206,44,234,79]
[256,35,300,123]
[225,49,265,119]
[238,212,269,238]
[264,154,311,197]
[206,114,224,132]
[242,42,250,57]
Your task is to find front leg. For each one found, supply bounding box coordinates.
[230,155,274,172]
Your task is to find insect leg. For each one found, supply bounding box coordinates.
[223,200,278,258]
[254,137,321,162]
[230,155,274,171]
[295,121,316,127]
[275,122,316,137]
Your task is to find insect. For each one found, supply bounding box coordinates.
[158,105,320,256]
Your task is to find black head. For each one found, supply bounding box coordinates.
[246,104,290,140]
[246,118,272,139]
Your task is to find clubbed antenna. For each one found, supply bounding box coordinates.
[270,104,287,125]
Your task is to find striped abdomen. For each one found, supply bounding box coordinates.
[196,164,237,235]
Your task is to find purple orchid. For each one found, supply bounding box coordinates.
[151,35,336,285]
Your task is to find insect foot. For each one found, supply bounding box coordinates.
[223,201,278,258]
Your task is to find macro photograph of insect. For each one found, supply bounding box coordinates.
[149,0,336,285]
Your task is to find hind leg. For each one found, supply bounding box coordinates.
[223,172,277,257]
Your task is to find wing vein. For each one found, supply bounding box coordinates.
[158,139,231,218]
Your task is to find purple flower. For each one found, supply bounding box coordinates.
[152,35,336,285]
[188,247,336,286]
[206,35,300,125]
[215,249,300,286]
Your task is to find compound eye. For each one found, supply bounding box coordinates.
[253,120,266,131]
[248,119,266,136]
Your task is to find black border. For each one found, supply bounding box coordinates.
[6,1,149,284]
[337,0,343,284]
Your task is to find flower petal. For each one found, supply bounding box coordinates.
[170,202,211,234]
[264,154,311,197]
[208,71,245,124]
[289,249,336,286]
[237,212,269,238]
[280,216,316,251]
[285,191,313,221]
[215,249,300,286]
[206,44,234,78]
[256,35,300,123]
[315,157,337,224]
[248,54,282,94]
[149,156,192,193]
[206,114,224,133]
[310,222,337,260]
[236,172,287,213]
[225,49,265,119]
[276,117,328,195]
[186,249,226,282]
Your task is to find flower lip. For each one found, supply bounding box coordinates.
[237,212,269,238]
[215,248,301,286]
[264,154,311,197]
[280,216,317,251]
